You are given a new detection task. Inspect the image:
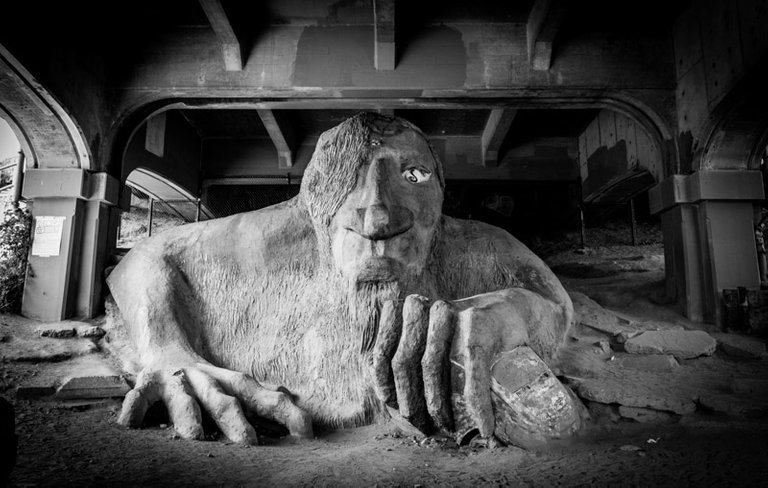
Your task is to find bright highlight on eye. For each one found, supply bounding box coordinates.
[403,168,432,183]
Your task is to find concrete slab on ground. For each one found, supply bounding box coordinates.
[624,330,717,359]
[611,354,679,372]
[568,374,697,415]
[35,321,106,340]
[36,323,77,338]
[1,337,97,362]
[79,326,106,338]
[12,351,124,401]
[570,292,640,337]
[16,385,56,400]
[56,375,130,399]
[697,393,768,417]
[618,405,676,423]
[711,333,767,359]
[561,337,768,420]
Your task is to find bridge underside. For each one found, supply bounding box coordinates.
[0,0,765,325]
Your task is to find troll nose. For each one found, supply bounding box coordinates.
[349,203,415,240]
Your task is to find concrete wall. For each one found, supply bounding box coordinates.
[0,3,679,176]
[674,0,768,172]
[438,136,577,181]
[112,24,673,95]
[201,138,310,179]
[99,22,675,174]
[578,110,661,200]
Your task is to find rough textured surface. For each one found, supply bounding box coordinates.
[452,347,582,448]
[1,317,104,364]
[731,378,768,396]
[712,333,767,359]
[624,330,717,359]
[555,289,768,421]
[5,222,768,485]
[569,375,697,415]
[0,337,97,362]
[570,292,636,337]
[618,406,676,423]
[612,354,679,372]
[697,393,768,417]
[8,396,768,487]
[36,323,77,339]
[106,114,576,444]
[15,386,56,400]
[78,326,106,339]
[586,402,621,423]
[55,376,131,400]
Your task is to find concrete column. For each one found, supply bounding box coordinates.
[12,151,24,204]
[21,169,124,321]
[650,171,764,325]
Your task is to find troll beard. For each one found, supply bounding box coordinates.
[342,255,441,355]
[348,279,403,354]
[295,262,437,427]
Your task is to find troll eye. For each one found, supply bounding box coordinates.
[403,168,432,184]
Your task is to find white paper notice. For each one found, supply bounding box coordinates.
[31,216,65,257]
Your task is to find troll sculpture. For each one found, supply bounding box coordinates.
[107,113,581,447]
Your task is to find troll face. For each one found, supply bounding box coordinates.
[301,114,444,285]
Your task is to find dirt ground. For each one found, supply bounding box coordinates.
[3,221,768,487]
[7,399,768,487]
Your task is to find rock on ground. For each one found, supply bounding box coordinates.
[568,375,697,415]
[35,321,107,340]
[585,402,621,423]
[697,393,768,417]
[618,406,676,423]
[0,338,98,362]
[711,333,767,359]
[15,386,56,400]
[624,330,716,359]
[612,354,679,372]
[36,324,77,339]
[78,326,106,339]
[570,292,638,337]
[55,376,131,400]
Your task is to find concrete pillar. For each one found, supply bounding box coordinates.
[650,171,764,325]
[21,169,124,321]
[12,151,24,204]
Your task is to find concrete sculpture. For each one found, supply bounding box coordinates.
[107,113,580,447]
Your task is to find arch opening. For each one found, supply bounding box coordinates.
[115,103,665,259]
[0,44,91,171]
[117,167,213,249]
[0,117,21,199]
[697,59,768,173]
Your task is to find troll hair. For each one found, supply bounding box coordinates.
[299,112,444,261]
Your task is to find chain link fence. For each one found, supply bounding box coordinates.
[204,181,300,217]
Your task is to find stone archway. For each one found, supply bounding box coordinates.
[697,60,768,172]
[0,44,91,170]
[0,44,121,321]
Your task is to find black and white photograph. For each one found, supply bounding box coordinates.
[1,1,767,486]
